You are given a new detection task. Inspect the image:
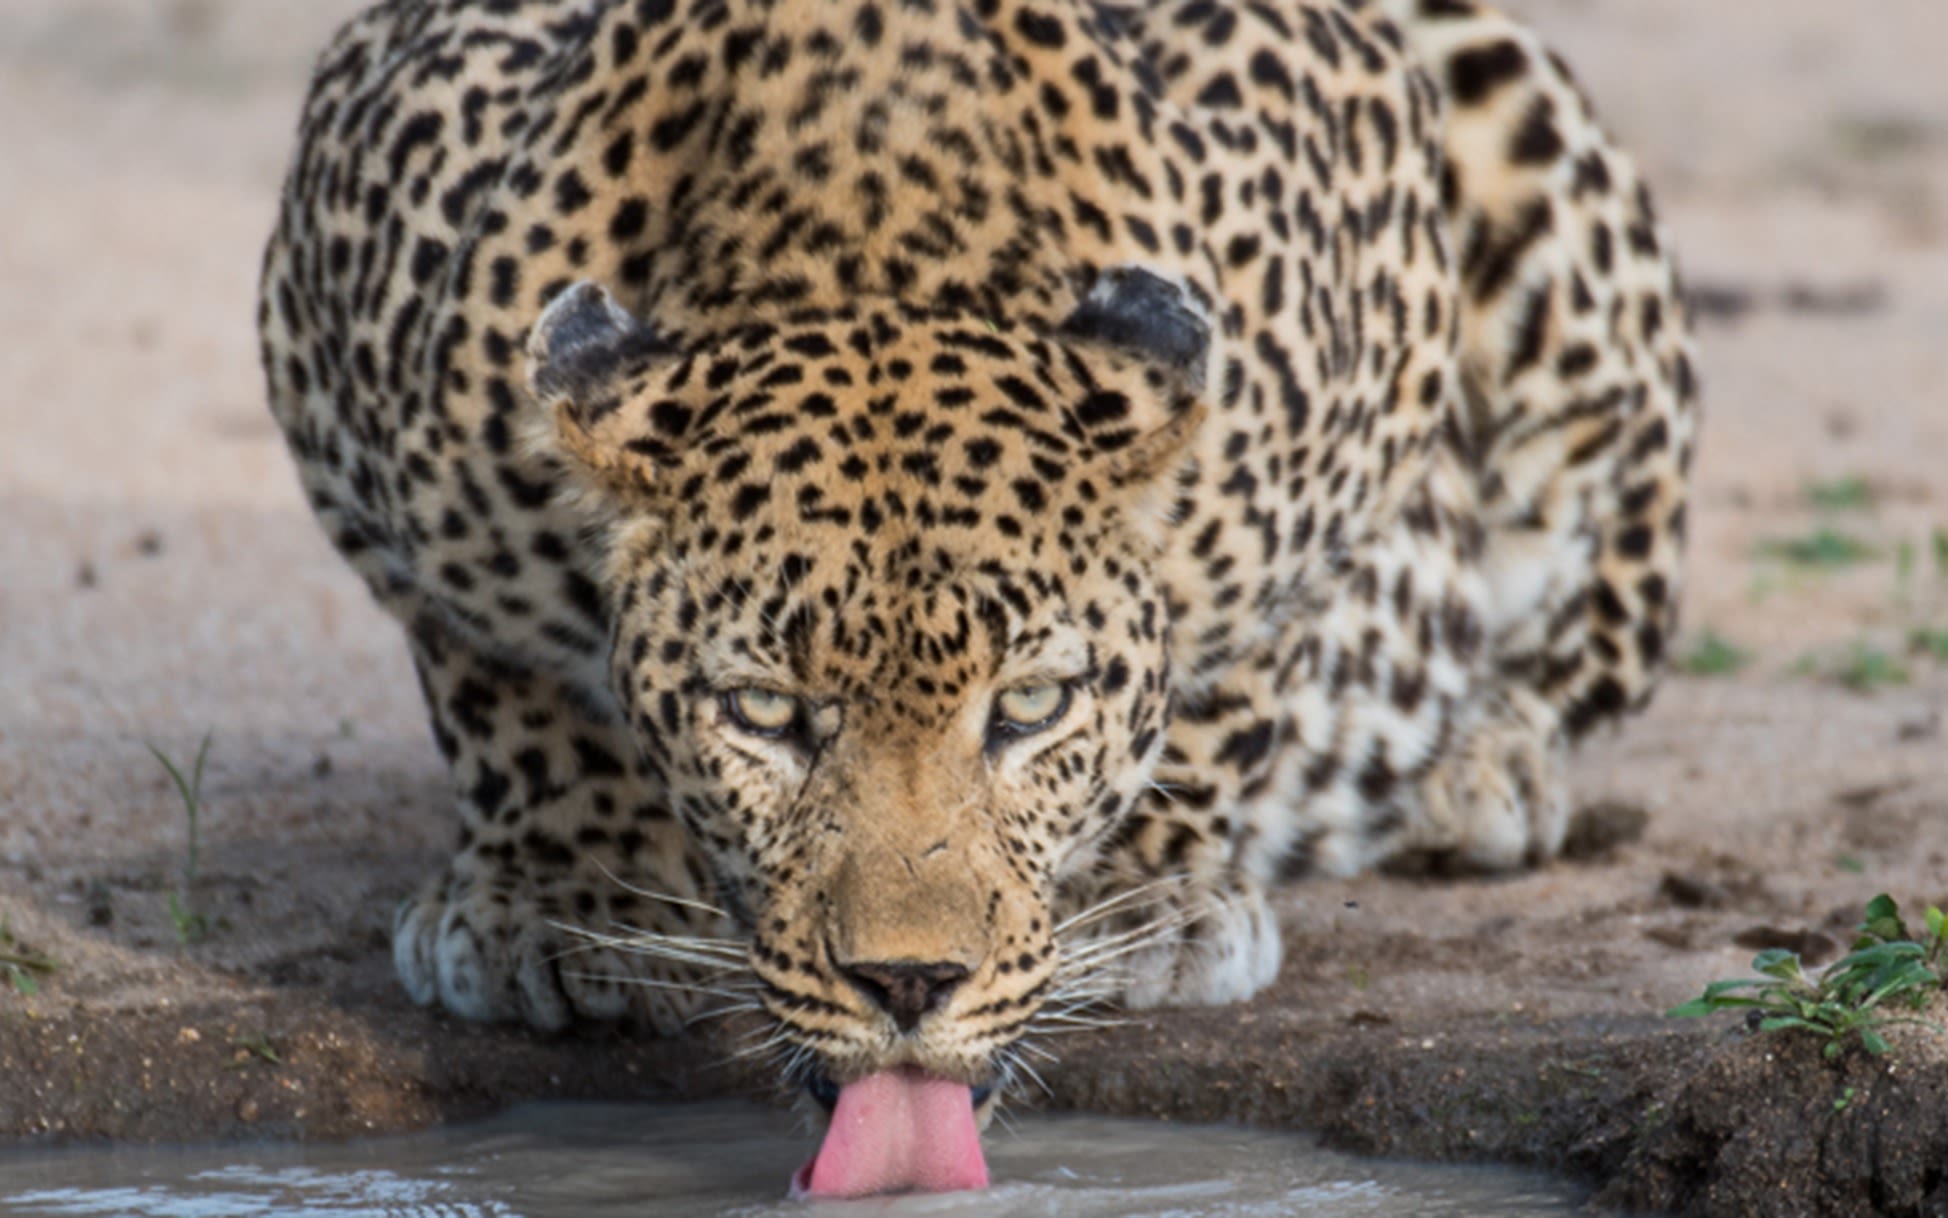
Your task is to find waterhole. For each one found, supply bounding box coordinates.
[0,1102,1581,1217]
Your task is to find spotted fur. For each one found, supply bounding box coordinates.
[260,0,1695,1094]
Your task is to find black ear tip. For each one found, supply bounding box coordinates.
[1089,266,1183,311]
[1059,265,1212,381]
[527,280,659,400]
[532,282,632,360]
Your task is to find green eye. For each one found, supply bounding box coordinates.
[992,682,1071,739]
[723,688,800,736]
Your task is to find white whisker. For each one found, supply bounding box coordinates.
[585,856,733,922]
[684,1001,764,1029]
[1053,876,1186,936]
[558,970,759,1005]
[999,1050,1052,1099]
[727,1028,800,1063]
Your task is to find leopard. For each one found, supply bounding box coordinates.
[259,0,1696,1129]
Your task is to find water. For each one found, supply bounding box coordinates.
[0,1103,1581,1217]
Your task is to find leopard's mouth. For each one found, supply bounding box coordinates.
[804,1068,997,1115]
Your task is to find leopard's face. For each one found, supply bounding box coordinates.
[614,504,1173,1092]
[527,277,1207,1097]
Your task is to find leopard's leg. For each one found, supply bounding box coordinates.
[1355,1,1699,868]
[392,613,729,1034]
[1069,454,1498,1008]
[1058,679,1285,1011]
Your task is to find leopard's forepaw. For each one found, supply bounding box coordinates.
[1094,876,1282,1010]
[393,864,725,1035]
[1417,687,1569,871]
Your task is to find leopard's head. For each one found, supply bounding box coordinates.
[525,271,1209,1116]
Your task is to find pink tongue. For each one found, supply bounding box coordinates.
[790,1069,989,1199]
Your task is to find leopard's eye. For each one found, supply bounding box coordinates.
[990,682,1071,742]
[723,688,800,737]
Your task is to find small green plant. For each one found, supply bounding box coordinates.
[1754,529,1881,571]
[0,919,58,997]
[148,733,213,945]
[1803,475,1875,512]
[1909,627,1948,662]
[1678,630,1752,677]
[1669,894,1945,1059]
[1789,640,1915,693]
[1836,643,1911,693]
[231,1032,282,1067]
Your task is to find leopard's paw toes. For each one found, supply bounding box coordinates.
[393,870,711,1035]
[1420,690,1569,871]
[1110,879,1282,1010]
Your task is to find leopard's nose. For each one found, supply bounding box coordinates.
[839,960,970,1033]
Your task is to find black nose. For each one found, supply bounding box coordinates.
[840,960,969,1033]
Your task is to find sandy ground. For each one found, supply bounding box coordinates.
[2,1,1946,1212]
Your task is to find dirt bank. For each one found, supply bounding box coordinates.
[2,2,1946,1214]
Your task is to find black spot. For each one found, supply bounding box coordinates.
[855,3,884,46]
[964,437,1002,469]
[1195,72,1243,109]
[1557,343,1597,379]
[554,169,593,214]
[1448,40,1526,107]
[731,483,771,520]
[489,256,520,308]
[467,764,512,817]
[1469,198,1553,301]
[775,437,822,474]
[610,197,649,241]
[1592,579,1630,625]
[572,736,626,779]
[1099,657,1131,695]
[1074,391,1129,427]
[603,132,635,177]
[1248,49,1294,102]
[1505,283,1551,379]
[1509,95,1564,165]
[1614,524,1654,560]
[651,400,693,436]
[387,112,444,180]
[410,238,450,287]
[1572,150,1613,197]
[564,570,605,626]
[1637,622,1665,667]
[1591,221,1614,274]
[1357,749,1397,803]
[650,100,708,151]
[1014,9,1066,49]
[1215,721,1275,772]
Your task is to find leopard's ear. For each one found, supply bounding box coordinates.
[1056,264,1214,391]
[1058,266,1212,552]
[525,281,678,511]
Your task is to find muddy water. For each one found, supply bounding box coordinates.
[0,1102,1580,1217]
